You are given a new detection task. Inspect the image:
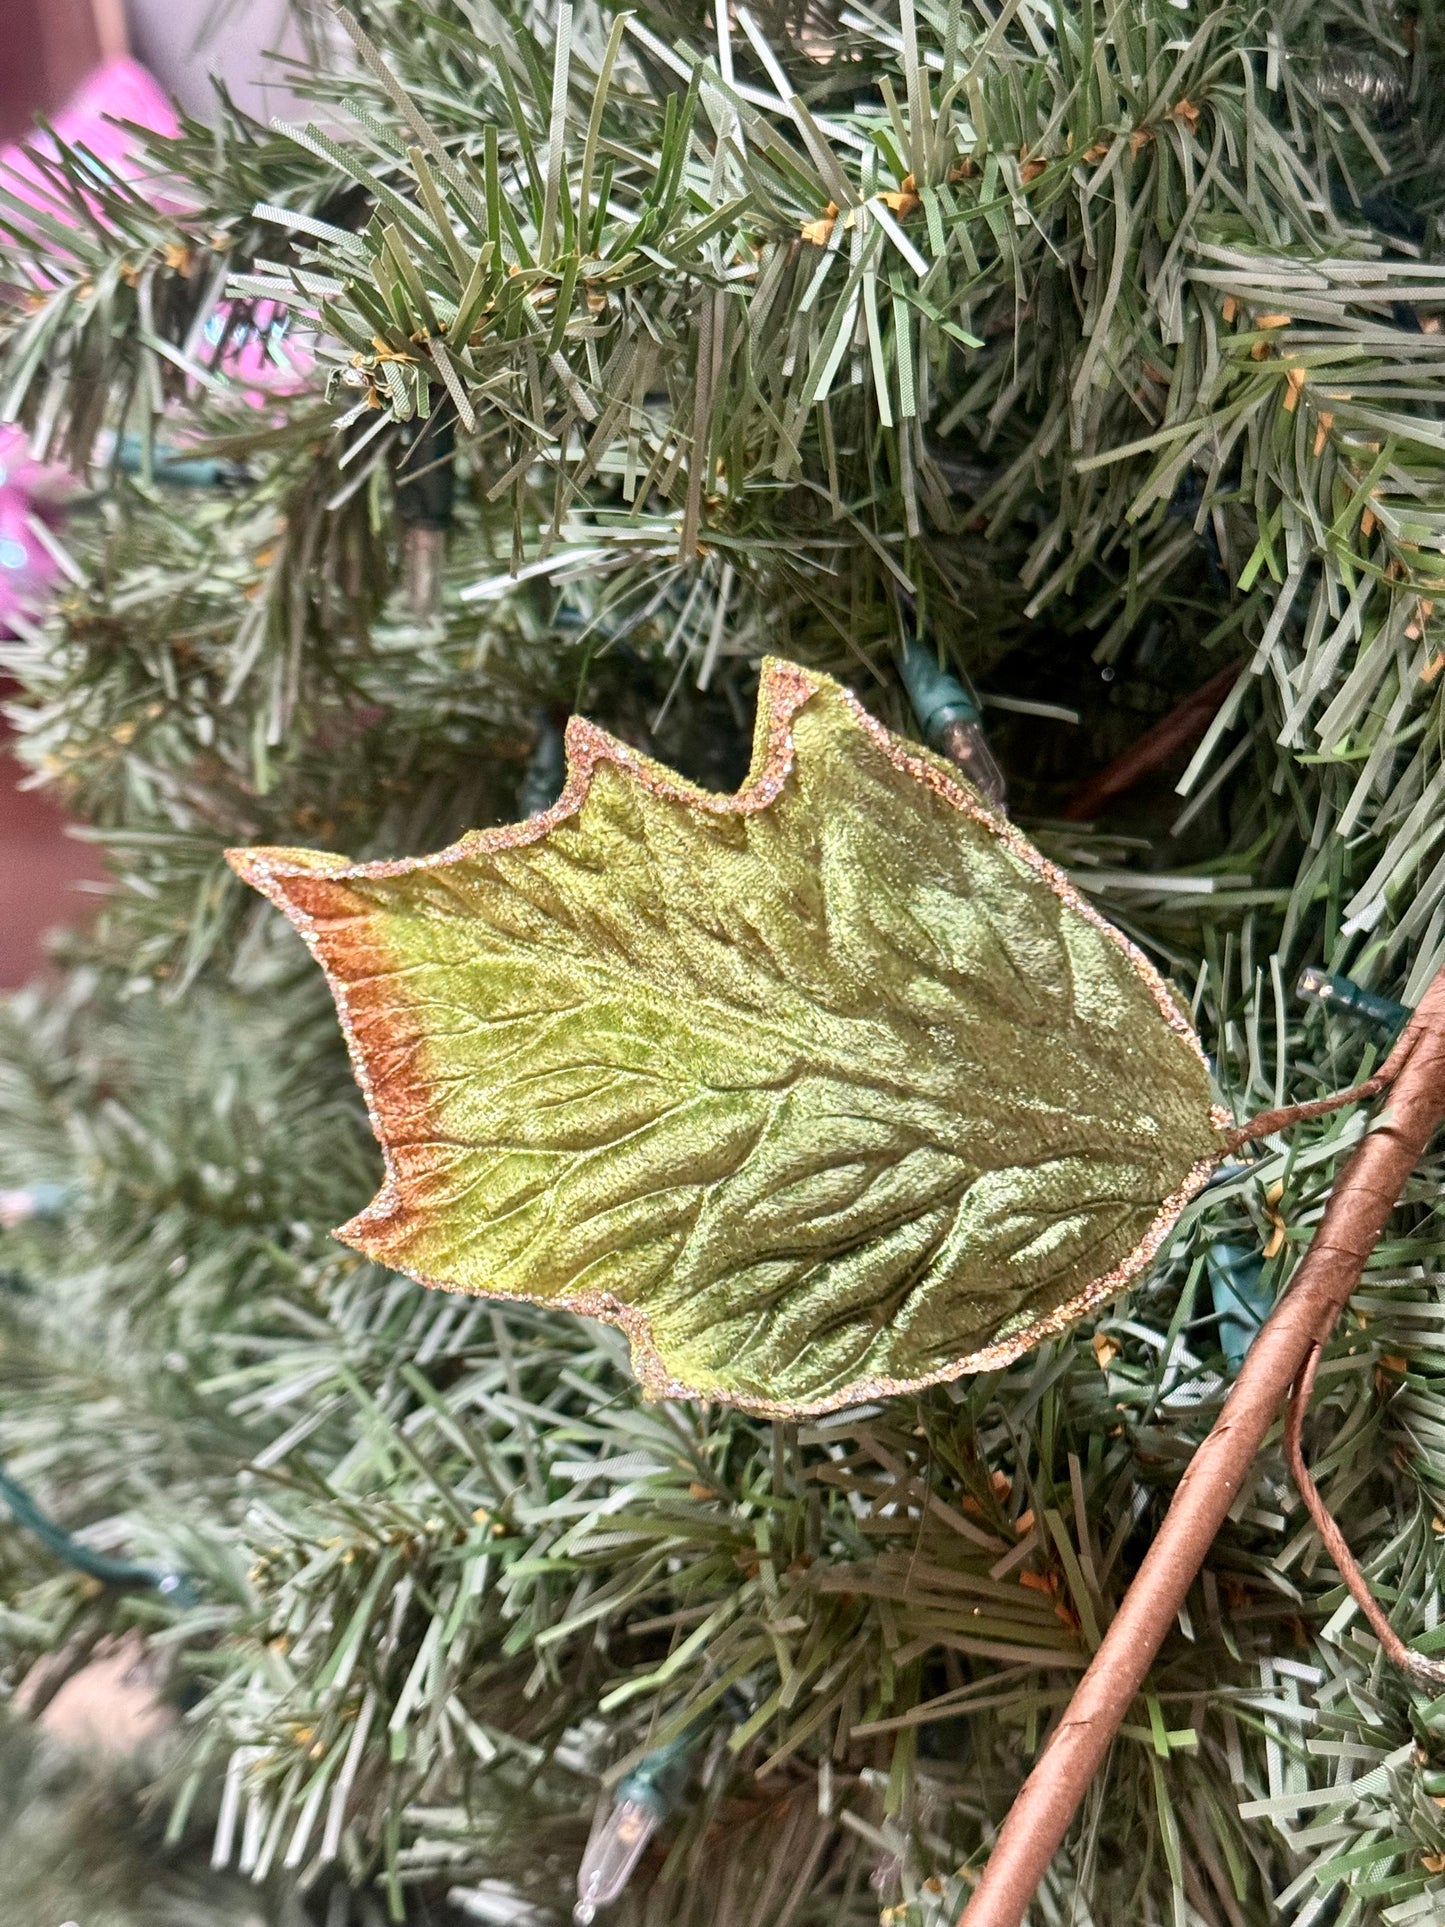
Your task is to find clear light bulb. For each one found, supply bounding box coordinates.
[573,1727,702,1922]
[897,638,1007,810]
[574,1795,661,1924]
[936,716,1008,810]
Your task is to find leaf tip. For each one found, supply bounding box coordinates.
[331,1202,399,1268]
[224,843,286,906]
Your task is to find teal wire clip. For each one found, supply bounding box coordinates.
[1296,967,1410,1036]
[113,432,249,490]
[0,1187,194,1599]
[899,639,984,736]
[1204,966,1415,1364]
[1204,1242,1273,1372]
[0,1459,196,1606]
[898,639,1007,809]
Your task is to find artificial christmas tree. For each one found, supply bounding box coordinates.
[4,0,1445,1922]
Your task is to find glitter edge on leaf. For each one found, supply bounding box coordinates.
[225,656,1229,1418]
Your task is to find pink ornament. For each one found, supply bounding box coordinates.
[0,58,179,239]
[0,60,317,631]
[0,425,78,632]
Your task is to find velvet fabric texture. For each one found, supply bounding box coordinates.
[229,661,1225,1414]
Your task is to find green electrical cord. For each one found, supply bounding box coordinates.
[0,1461,196,1605]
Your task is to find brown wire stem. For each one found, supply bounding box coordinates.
[1284,1337,1445,1689]
[957,964,1445,1927]
[1221,1015,1422,1155]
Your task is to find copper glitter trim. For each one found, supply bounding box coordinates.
[227,657,1229,1419]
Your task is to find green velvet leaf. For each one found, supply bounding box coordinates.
[228,660,1225,1414]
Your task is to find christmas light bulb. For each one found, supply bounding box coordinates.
[1296,967,1409,1035]
[573,1794,661,1923]
[935,715,1008,811]
[898,637,1007,810]
[519,718,567,817]
[395,405,456,619]
[574,1727,703,1922]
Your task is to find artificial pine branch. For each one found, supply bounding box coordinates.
[3,0,1445,1921]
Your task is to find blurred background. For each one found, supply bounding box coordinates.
[0,0,301,987]
[0,0,301,144]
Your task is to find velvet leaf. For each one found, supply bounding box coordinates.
[227,659,1225,1414]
